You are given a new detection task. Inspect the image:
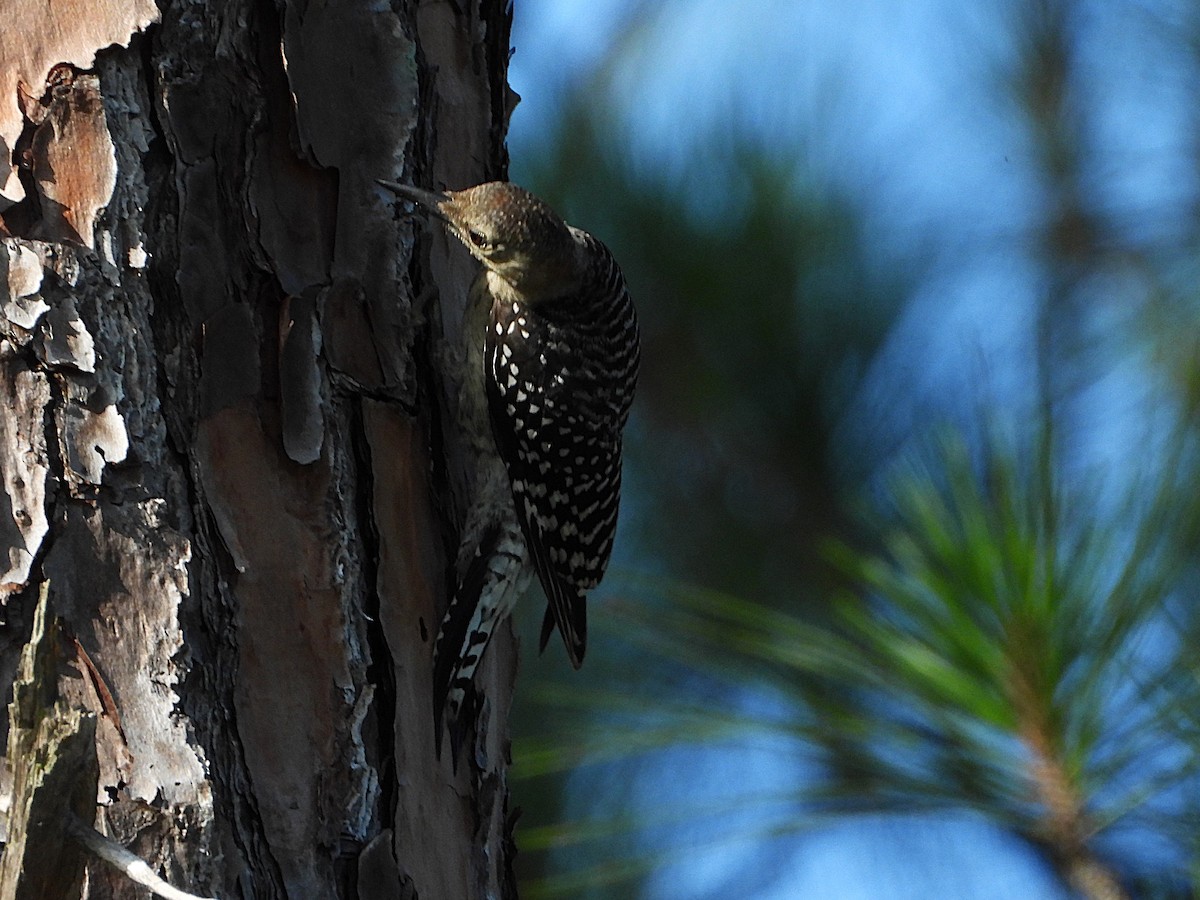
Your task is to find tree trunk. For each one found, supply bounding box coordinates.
[0,1,519,897]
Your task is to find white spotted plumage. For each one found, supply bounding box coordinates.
[379,178,639,759]
[472,202,638,670]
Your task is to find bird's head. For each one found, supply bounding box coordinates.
[380,180,582,303]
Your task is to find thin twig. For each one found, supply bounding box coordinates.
[65,813,217,900]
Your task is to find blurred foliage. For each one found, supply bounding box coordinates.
[504,0,1200,897]
[516,425,1200,898]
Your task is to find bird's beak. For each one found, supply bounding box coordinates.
[377,180,452,222]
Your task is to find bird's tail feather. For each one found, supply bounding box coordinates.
[432,519,529,767]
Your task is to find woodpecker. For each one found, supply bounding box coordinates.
[380,179,640,756]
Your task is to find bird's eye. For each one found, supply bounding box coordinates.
[468,229,489,249]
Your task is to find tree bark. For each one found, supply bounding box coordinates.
[0,1,519,897]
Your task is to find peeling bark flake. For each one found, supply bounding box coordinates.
[0,361,49,594]
[11,70,117,248]
[279,289,324,464]
[62,403,129,486]
[1,239,50,332]
[0,0,157,206]
[38,298,97,373]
